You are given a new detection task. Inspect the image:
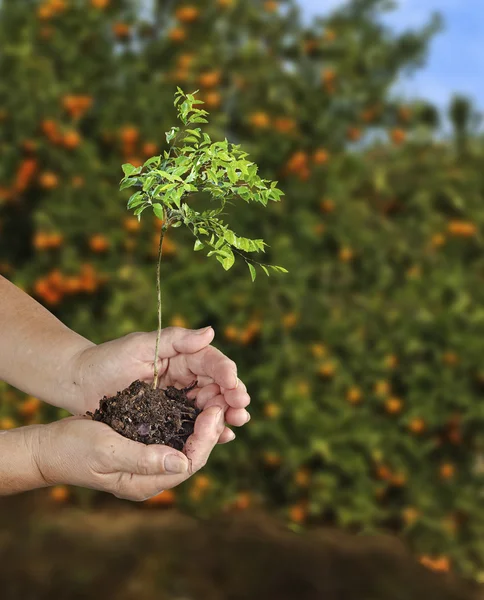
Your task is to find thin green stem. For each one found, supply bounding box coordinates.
[152,225,165,389]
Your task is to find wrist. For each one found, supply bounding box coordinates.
[0,425,50,495]
[63,340,97,414]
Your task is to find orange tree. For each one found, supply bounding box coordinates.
[1,0,484,579]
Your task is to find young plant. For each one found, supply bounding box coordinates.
[89,89,286,449]
[120,88,286,389]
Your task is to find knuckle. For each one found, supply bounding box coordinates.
[137,448,159,475]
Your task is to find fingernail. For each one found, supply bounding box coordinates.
[245,412,251,423]
[195,326,213,335]
[228,430,236,441]
[235,377,239,389]
[164,454,187,474]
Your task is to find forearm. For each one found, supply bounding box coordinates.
[0,276,94,412]
[0,426,47,495]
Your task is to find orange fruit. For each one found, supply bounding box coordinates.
[440,463,455,480]
[289,504,307,523]
[385,397,403,415]
[63,130,81,149]
[142,142,158,157]
[0,417,16,430]
[295,468,310,486]
[168,27,187,42]
[204,91,221,109]
[431,233,445,248]
[318,362,336,378]
[175,6,199,22]
[313,149,329,165]
[409,418,426,435]
[120,125,139,146]
[442,352,459,366]
[123,217,141,233]
[391,473,406,487]
[339,247,354,262]
[263,452,282,467]
[234,492,251,510]
[402,507,420,526]
[384,354,398,369]
[282,313,298,329]
[320,198,335,213]
[376,465,391,481]
[15,158,38,192]
[194,474,211,490]
[224,325,239,342]
[264,0,278,11]
[145,489,176,506]
[91,0,109,8]
[112,22,130,38]
[249,112,270,129]
[347,127,362,142]
[50,485,70,503]
[391,128,406,145]
[274,117,296,134]
[170,315,188,328]
[448,220,476,237]
[264,403,280,419]
[72,175,85,188]
[310,343,327,358]
[39,171,59,190]
[89,234,110,253]
[198,71,221,88]
[19,396,41,418]
[347,387,362,405]
[375,380,390,396]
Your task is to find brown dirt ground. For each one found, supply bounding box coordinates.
[0,493,481,600]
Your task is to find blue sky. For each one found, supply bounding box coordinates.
[298,0,484,112]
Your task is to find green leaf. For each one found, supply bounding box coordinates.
[127,191,144,208]
[122,163,142,177]
[224,230,237,245]
[194,240,205,251]
[261,265,270,276]
[120,177,138,191]
[222,249,235,271]
[144,155,161,168]
[248,263,256,282]
[152,203,164,220]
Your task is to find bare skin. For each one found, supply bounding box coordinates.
[0,276,251,498]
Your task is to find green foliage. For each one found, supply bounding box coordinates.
[0,0,483,581]
[120,89,285,277]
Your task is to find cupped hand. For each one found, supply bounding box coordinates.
[33,405,225,501]
[73,327,251,444]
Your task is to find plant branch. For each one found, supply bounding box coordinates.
[153,224,166,389]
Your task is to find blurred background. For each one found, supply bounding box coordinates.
[0,0,484,598]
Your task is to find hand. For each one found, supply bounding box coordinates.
[73,326,251,444]
[32,405,225,501]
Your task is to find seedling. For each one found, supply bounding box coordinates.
[89,89,286,449]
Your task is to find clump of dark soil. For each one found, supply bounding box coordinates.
[87,379,200,450]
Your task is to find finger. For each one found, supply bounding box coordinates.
[191,383,221,409]
[218,427,236,444]
[186,346,238,390]
[143,326,215,361]
[113,472,183,502]
[184,406,225,473]
[105,435,189,476]
[225,407,251,427]
[221,380,250,409]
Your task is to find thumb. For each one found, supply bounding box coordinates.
[152,326,214,358]
[109,436,189,476]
